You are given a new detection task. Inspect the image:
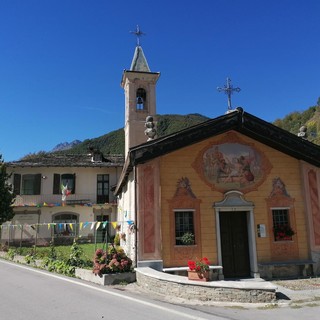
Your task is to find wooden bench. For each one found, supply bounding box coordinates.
[258,260,314,279]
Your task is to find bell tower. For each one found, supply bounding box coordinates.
[121,32,160,156]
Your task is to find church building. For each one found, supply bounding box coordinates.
[116,41,320,280]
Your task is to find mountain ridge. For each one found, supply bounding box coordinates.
[19,107,320,161]
[51,140,82,152]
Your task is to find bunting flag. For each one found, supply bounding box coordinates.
[12,202,121,209]
[83,222,89,229]
[0,220,135,231]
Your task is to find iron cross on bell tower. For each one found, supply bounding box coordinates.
[130,25,146,46]
[217,78,241,112]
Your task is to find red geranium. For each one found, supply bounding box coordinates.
[188,257,210,274]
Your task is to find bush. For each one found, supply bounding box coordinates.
[24,251,36,265]
[93,244,132,277]
[114,233,120,246]
[46,260,75,276]
[40,241,86,276]
[67,240,84,267]
[6,248,15,260]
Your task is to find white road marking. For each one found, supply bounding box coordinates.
[0,259,210,320]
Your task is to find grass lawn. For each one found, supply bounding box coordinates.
[13,242,109,263]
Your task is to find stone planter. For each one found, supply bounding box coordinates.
[75,268,136,285]
[187,270,209,281]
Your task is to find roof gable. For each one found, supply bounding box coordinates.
[115,108,320,194]
[130,108,320,167]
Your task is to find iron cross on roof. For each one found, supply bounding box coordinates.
[130,25,146,46]
[217,77,241,111]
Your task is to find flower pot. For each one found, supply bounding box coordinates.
[187,270,209,281]
[276,235,292,241]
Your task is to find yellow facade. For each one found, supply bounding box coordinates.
[159,131,309,268]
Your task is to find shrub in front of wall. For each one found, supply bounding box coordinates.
[93,244,132,277]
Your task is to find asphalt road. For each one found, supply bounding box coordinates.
[0,259,221,320]
[1,259,320,320]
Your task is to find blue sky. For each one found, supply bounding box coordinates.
[1,0,319,161]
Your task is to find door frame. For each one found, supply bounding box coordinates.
[213,190,259,278]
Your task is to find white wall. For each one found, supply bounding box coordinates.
[117,172,137,264]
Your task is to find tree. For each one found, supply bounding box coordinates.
[0,154,15,224]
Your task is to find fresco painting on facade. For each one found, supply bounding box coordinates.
[168,177,202,265]
[174,177,196,199]
[142,165,156,254]
[203,143,261,186]
[193,132,272,193]
[269,177,290,198]
[268,177,296,241]
[265,177,299,261]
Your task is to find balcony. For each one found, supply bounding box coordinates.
[12,194,116,207]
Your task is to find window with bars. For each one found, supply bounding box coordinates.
[175,211,195,245]
[272,208,295,241]
[53,214,78,237]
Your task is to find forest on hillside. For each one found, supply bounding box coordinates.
[20,104,320,160]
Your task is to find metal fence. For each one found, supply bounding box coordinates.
[0,221,117,254]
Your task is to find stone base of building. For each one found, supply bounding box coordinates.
[258,260,314,280]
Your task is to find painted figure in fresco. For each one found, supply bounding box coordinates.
[270,177,289,197]
[238,155,254,183]
[202,142,264,190]
[225,157,242,182]
[211,147,229,182]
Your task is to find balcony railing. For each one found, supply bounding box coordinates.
[12,194,115,207]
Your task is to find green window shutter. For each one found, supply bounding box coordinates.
[34,174,41,195]
[53,174,61,194]
[13,174,21,195]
